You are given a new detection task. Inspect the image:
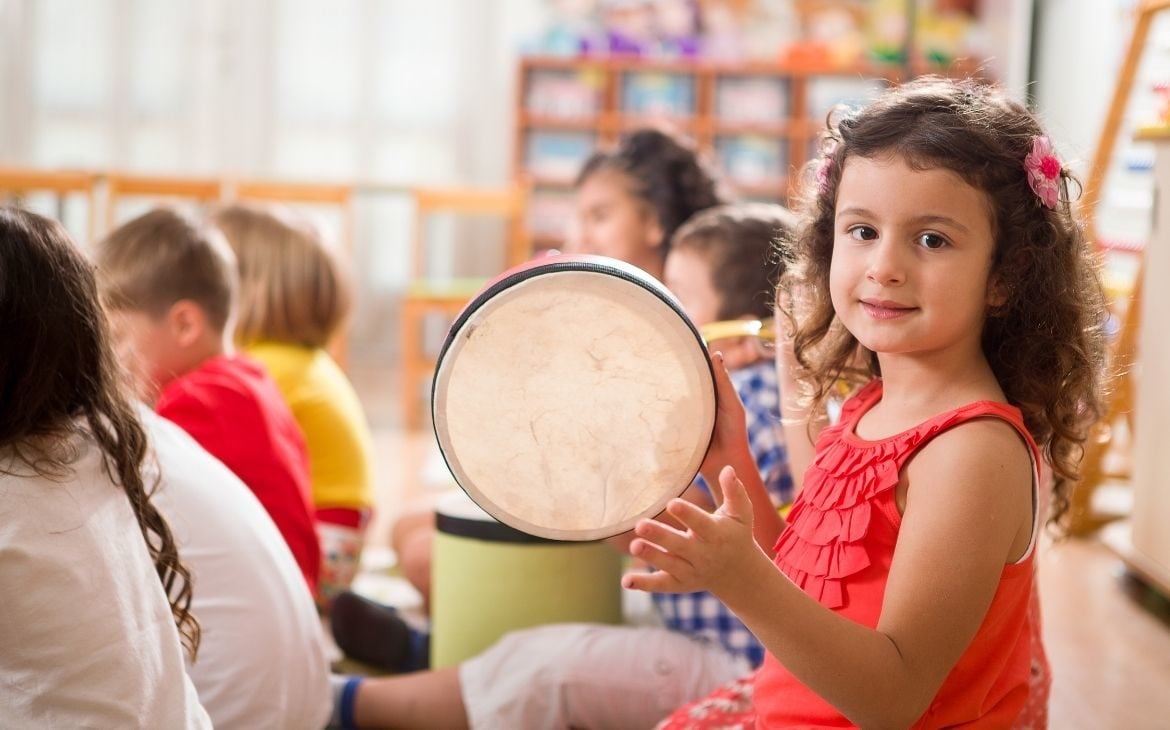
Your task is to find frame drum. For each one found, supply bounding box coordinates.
[432,255,717,541]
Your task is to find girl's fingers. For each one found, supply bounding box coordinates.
[663,498,721,541]
[710,351,739,406]
[716,466,753,523]
[709,351,748,429]
[622,569,682,593]
[628,537,694,579]
[634,514,696,553]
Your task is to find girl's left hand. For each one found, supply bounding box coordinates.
[622,465,762,596]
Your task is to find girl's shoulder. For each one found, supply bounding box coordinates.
[823,381,1039,499]
[840,380,1035,454]
[899,413,1038,564]
[909,414,1035,472]
[0,429,116,539]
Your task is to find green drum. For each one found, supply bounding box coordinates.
[430,489,623,668]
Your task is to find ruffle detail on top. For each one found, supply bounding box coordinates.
[775,438,898,610]
[774,381,1025,609]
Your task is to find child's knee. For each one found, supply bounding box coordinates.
[398,527,434,590]
[389,499,437,552]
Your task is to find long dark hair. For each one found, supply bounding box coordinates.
[577,128,726,259]
[782,77,1108,528]
[0,207,200,657]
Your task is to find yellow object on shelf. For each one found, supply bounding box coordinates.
[1135,124,1170,141]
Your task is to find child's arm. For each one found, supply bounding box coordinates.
[625,419,1034,728]
[698,352,785,553]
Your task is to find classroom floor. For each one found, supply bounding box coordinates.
[348,362,1170,729]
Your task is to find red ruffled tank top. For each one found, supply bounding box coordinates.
[755,380,1041,729]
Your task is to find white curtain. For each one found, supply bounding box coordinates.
[0,0,547,357]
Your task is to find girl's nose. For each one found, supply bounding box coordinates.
[866,239,905,286]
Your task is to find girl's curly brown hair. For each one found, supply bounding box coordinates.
[0,206,200,657]
[780,77,1109,528]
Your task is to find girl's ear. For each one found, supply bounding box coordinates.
[642,209,665,251]
[167,300,207,349]
[986,274,1009,310]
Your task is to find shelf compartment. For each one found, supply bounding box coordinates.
[715,133,788,198]
[524,66,607,119]
[524,130,598,183]
[619,70,698,117]
[714,75,791,125]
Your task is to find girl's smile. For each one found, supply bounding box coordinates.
[860,298,916,319]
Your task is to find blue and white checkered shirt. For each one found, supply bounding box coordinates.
[650,359,793,667]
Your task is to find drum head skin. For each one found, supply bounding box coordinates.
[432,255,717,541]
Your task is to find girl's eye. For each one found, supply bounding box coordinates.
[848,225,878,241]
[916,233,948,250]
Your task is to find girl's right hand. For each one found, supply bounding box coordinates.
[699,351,752,502]
[701,351,787,550]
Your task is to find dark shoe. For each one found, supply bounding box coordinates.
[330,591,415,672]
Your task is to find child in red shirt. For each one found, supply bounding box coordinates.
[95,208,320,594]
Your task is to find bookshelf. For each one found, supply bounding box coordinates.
[515,55,980,247]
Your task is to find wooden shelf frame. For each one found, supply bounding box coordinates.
[515,55,986,246]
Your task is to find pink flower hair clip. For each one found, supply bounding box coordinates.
[1025,135,1062,209]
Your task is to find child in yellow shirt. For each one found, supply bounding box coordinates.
[213,204,375,610]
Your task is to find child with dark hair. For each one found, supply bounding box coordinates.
[382,126,728,619]
[635,76,1107,729]
[565,127,725,278]
[0,207,209,728]
[327,202,798,730]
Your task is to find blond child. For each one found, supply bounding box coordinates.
[212,203,375,608]
[95,208,320,595]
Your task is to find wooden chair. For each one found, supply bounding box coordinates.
[400,185,528,430]
[230,179,355,247]
[229,179,357,367]
[103,173,224,232]
[1067,0,1170,535]
[0,167,100,241]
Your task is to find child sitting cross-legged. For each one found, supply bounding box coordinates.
[95,208,321,596]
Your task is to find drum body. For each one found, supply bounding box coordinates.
[430,489,623,668]
[432,255,716,541]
